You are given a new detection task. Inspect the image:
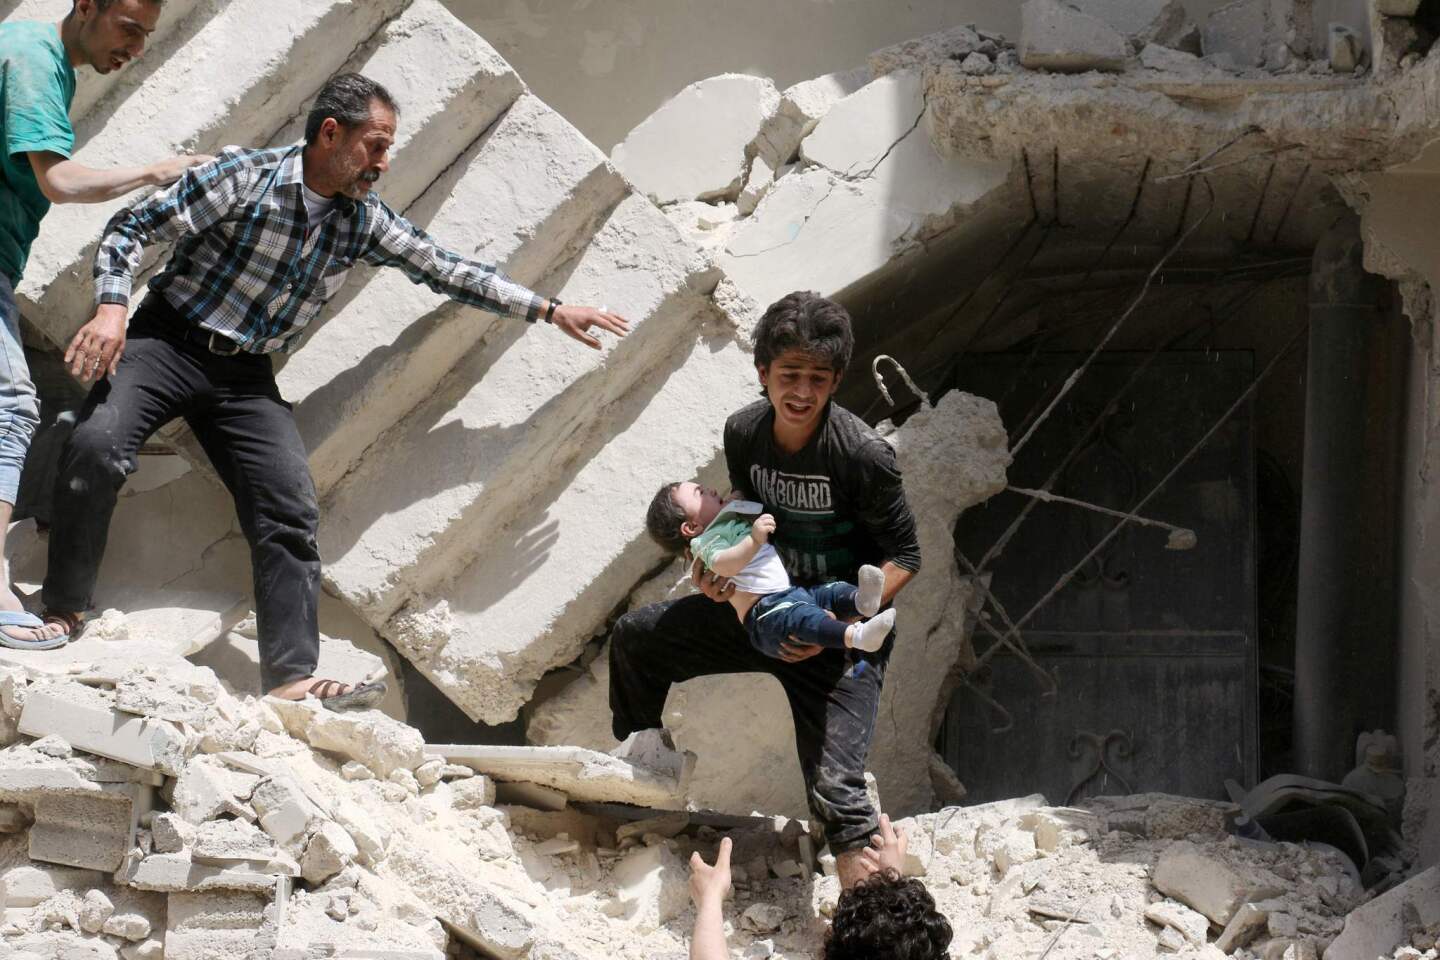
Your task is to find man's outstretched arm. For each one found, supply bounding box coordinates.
[28,150,209,206]
[362,202,630,349]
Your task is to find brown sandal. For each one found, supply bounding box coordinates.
[306,678,387,711]
[41,610,84,639]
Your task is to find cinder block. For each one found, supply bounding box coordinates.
[28,791,132,871]
[17,686,189,775]
[165,890,270,960]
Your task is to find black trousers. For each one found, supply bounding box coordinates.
[42,299,320,692]
[609,593,890,852]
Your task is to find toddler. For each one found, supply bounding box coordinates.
[645,481,895,656]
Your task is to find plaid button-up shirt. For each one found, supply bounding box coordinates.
[94,143,547,354]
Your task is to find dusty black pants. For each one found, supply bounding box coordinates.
[608,592,890,852]
[43,300,320,692]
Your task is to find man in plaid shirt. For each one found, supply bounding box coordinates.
[40,73,629,707]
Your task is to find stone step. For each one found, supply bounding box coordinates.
[6,0,207,125]
[381,317,756,724]
[318,191,712,625]
[16,0,413,348]
[278,91,627,493]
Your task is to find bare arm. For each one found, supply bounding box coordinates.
[707,514,774,578]
[689,838,732,960]
[879,560,916,606]
[28,151,211,206]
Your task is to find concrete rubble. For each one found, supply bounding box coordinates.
[3,0,1440,957]
[0,653,1406,960]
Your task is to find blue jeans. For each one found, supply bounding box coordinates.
[746,581,859,658]
[0,276,39,506]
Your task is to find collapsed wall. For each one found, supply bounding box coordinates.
[9,0,1440,877]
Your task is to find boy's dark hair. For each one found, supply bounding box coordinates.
[823,870,953,960]
[305,73,400,145]
[753,291,855,377]
[645,482,690,555]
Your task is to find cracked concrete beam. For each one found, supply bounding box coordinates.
[723,71,1012,310]
[282,92,627,495]
[319,192,714,630]
[381,323,754,724]
[612,74,780,204]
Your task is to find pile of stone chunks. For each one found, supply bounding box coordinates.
[0,659,696,960]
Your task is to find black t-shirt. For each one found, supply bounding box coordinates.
[724,400,922,587]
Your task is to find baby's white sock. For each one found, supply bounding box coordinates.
[855,564,884,617]
[847,608,896,653]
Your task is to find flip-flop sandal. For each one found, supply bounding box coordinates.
[0,610,69,651]
[308,678,387,712]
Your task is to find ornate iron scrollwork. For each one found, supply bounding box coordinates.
[1066,729,1136,804]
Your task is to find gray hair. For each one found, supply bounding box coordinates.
[304,73,399,145]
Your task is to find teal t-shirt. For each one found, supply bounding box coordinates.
[0,21,76,284]
[690,501,762,570]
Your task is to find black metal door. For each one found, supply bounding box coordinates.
[942,351,1259,803]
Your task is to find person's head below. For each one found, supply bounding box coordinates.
[645,481,726,555]
[63,0,163,75]
[754,292,855,441]
[303,73,401,201]
[823,869,953,960]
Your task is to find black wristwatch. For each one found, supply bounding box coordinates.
[543,298,562,324]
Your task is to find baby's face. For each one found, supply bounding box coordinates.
[674,481,725,533]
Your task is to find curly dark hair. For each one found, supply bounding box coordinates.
[645,482,690,555]
[823,870,953,960]
[753,291,855,381]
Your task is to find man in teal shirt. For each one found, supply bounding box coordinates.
[0,0,205,647]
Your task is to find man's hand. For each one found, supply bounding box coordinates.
[858,814,909,878]
[549,304,630,350]
[148,153,214,187]
[688,836,732,907]
[751,513,775,544]
[691,555,735,602]
[777,605,834,662]
[65,304,129,382]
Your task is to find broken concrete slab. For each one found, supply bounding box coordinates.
[724,122,1011,309]
[265,698,425,779]
[301,821,358,885]
[28,791,132,871]
[192,819,277,864]
[15,0,411,349]
[1325,865,1439,959]
[434,744,692,808]
[373,326,750,725]
[378,843,536,960]
[119,851,294,893]
[1202,0,1268,68]
[754,65,873,169]
[870,25,984,77]
[802,70,929,177]
[0,864,106,906]
[170,757,259,825]
[1019,0,1132,73]
[17,686,190,777]
[604,843,688,932]
[250,776,319,847]
[612,74,779,204]
[1073,0,1195,50]
[1152,840,1286,925]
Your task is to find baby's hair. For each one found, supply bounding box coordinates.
[645,482,691,555]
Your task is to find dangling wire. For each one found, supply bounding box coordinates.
[871,354,930,410]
